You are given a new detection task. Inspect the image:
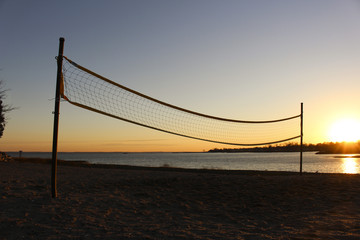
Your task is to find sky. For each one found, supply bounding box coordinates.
[1,0,360,152]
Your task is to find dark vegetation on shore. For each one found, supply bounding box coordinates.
[209,141,360,154]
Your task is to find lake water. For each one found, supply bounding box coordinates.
[7,151,360,174]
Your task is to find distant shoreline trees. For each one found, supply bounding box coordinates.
[208,141,360,154]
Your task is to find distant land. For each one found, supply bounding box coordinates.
[208,141,360,154]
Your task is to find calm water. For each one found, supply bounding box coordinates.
[7,151,360,174]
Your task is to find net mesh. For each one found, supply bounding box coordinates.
[61,56,301,146]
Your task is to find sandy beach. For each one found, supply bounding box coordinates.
[1,158,360,239]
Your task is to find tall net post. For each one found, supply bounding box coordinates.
[51,37,65,198]
[300,102,303,175]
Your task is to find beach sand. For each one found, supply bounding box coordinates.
[1,159,360,239]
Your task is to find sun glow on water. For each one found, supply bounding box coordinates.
[328,119,360,143]
[341,157,359,174]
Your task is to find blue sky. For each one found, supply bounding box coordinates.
[1,0,360,152]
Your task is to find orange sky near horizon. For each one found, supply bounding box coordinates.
[3,103,360,152]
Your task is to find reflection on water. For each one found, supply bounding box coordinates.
[341,157,359,174]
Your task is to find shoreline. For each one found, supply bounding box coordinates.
[10,156,357,176]
[6,152,360,175]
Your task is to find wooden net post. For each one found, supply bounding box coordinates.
[51,37,65,198]
[300,102,303,175]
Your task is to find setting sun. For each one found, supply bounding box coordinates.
[328,119,360,142]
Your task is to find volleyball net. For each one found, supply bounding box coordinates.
[60,56,301,146]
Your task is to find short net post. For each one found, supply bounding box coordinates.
[51,37,65,198]
[300,102,303,175]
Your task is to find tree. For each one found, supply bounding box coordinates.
[0,80,15,138]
